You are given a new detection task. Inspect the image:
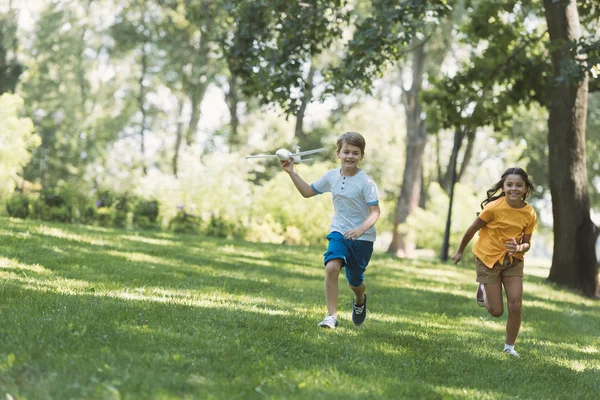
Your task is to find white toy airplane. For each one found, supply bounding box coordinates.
[245,146,327,163]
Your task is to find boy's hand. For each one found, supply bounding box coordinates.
[451,252,462,264]
[344,228,364,241]
[280,157,295,173]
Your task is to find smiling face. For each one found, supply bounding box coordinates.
[503,174,528,203]
[337,142,363,172]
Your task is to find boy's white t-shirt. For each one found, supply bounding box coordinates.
[310,168,379,242]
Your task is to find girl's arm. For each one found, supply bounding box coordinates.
[344,204,381,241]
[281,159,316,198]
[451,217,488,264]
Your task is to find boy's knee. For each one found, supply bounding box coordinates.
[325,261,342,275]
[348,282,364,291]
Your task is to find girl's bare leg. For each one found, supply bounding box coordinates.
[502,276,523,346]
[324,259,343,316]
[483,282,504,317]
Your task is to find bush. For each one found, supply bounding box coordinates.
[168,210,200,234]
[283,226,303,245]
[41,191,66,208]
[245,215,284,244]
[133,200,159,229]
[96,207,112,227]
[81,204,98,224]
[250,163,332,246]
[5,193,30,219]
[204,213,247,239]
[111,210,128,228]
[30,192,72,223]
[92,190,148,229]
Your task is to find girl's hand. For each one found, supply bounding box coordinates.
[505,238,519,255]
[451,252,462,265]
[344,228,363,241]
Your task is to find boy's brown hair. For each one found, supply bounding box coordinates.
[336,132,366,155]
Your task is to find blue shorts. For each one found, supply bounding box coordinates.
[323,231,374,287]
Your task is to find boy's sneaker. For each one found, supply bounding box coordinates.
[503,348,519,357]
[352,294,367,325]
[476,283,485,307]
[318,315,338,329]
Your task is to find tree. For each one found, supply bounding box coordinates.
[425,0,599,295]
[0,94,39,197]
[228,0,452,256]
[109,0,167,176]
[227,0,349,116]
[21,1,122,188]
[161,0,226,176]
[543,0,598,297]
[0,4,23,94]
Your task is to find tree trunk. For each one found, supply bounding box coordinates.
[226,71,241,149]
[39,131,50,189]
[138,43,148,176]
[388,44,427,257]
[456,130,475,183]
[439,131,475,193]
[543,0,599,297]
[172,99,185,177]
[185,84,207,146]
[294,65,315,146]
[441,127,464,261]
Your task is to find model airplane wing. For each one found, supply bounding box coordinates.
[244,154,278,159]
[290,148,328,157]
[245,147,327,162]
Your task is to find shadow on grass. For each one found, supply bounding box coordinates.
[2,280,599,399]
[0,223,324,306]
[1,218,599,399]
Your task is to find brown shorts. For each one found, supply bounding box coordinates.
[475,256,524,284]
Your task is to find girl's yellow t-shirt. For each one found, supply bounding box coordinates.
[473,196,538,268]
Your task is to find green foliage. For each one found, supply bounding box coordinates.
[30,191,72,223]
[251,163,333,246]
[20,1,122,187]
[331,1,452,94]
[0,94,39,200]
[93,191,143,229]
[111,209,128,228]
[95,207,112,227]
[5,193,30,219]
[227,0,349,114]
[422,0,599,133]
[205,212,247,239]
[0,7,23,94]
[402,182,480,259]
[133,199,160,229]
[168,210,200,234]
[586,92,600,207]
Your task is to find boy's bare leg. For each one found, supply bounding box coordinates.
[483,283,504,317]
[350,282,366,305]
[503,276,523,346]
[325,259,343,317]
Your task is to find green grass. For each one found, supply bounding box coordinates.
[0,217,598,399]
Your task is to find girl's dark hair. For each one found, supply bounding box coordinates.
[480,167,535,209]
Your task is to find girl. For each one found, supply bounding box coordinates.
[281,132,380,328]
[451,167,537,357]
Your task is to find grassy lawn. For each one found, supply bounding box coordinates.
[0,217,598,399]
